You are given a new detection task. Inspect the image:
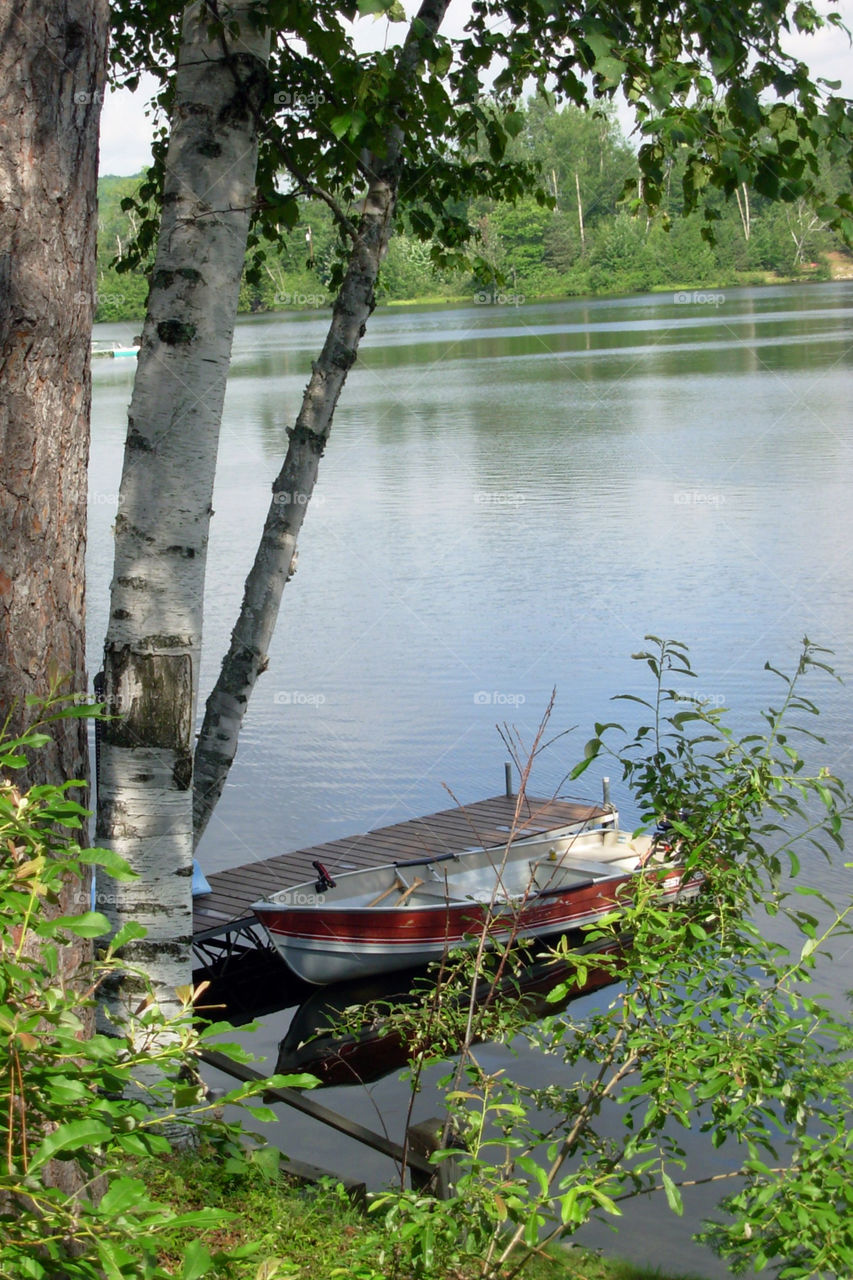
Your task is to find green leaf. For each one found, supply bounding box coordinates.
[80,846,137,880]
[47,910,111,938]
[662,1170,683,1216]
[249,1145,281,1179]
[245,1105,278,1123]
[15,1258,46,1279]
[329,112,352,139]
[263,1072,319,1091]
[589,1185,622,1216]
[166,1208,237,1231]
[504,110,524,138]
[174,1083,206,1108]
[100,1176,151,1217]
[108,920,148,951]
[96,1237,133,1280]
[182,1240,214,1280]
[560,1188,579,1223]
[594,55,627,87]
[800,936,818,960]
[30,1118,112,1171]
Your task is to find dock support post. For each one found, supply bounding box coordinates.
[407,1117,459,1200]
[504,761,513,798]
[603,776,611,810]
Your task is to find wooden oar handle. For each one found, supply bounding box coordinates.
[394,877,424,907]
[366,880,401,908]
[366,875,426,909]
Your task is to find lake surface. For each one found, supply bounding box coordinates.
[90,282,853,1277]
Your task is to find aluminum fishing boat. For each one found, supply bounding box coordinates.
[252,814,701,985]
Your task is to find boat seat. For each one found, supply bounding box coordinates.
[560,843,642,864]
[553,858,621,878]
[406,882,454,901]
[528,860,596,890]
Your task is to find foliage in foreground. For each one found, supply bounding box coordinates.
[4,647,853,1278]
[119,1147,708,1280]
[359,640,853,1279]
[0,700,314,1280]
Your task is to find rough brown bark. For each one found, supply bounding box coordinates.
[0,0,107,790]
[0,0,109,1209]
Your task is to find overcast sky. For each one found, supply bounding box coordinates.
[99,1,853,176]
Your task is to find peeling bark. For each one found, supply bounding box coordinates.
[192,0,451,846]
[97,1,271,1014]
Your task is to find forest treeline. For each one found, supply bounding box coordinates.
[96,97,850,322]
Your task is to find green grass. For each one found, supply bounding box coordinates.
[135,1148,709,1280]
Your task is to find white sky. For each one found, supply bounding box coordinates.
[99,1,853,176]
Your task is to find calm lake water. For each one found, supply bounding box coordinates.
[89,282,853,1277]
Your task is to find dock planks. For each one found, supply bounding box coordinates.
[193,794,609,941]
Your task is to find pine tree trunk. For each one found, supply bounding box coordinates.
[0,0,108,1202]
[0,0,106,788]
[192,0,450,846]
[96,1,270,1016]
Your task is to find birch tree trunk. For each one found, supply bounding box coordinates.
[192,0,450,846]
[575,171,585,253]
[97,1,270,1016]
[735,182,751,241]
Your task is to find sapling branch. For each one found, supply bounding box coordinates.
[439,699,559,1152]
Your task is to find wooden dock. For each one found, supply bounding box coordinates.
[193,791,612,1183]
[193,793,608,941]
[190,792,611,1016]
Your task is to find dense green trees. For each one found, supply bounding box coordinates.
[95,97,848,323]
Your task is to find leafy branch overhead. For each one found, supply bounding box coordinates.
[464,0,853,236]
[108,0,853,278]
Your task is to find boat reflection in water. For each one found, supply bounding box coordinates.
[275,933,626,1088]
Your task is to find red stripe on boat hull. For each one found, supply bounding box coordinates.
[255,870,701,984]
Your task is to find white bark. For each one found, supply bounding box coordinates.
[575,171,585,252]
[787,198,825,267]
[192,0,451,846]
[735,182,750,241]
[97,1,270,1018]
